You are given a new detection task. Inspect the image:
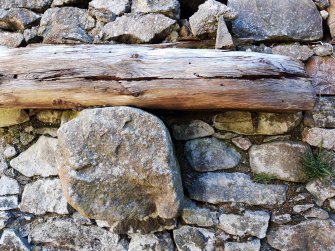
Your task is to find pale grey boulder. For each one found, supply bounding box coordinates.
[171,120,214,141]
[184,137,241,172]
[38,7,95,44]
[249,141,310,182]
[219,210,270,238]
[186,172,287,206]
[19,179,69,215]
[0,175,20,196]
[228,0,323,42]
[306,179,335,206]
[10,136,58,177]
[0,195,18,210]
[0,229,30,251]
[131,0,180,19]
[0,31,24,47]
[101,13,178,43]
[0,0,53,12]
[0,8,40,32]
[129,232,175,251]
[57,107,183,223]
[189,0,237,38]
[272,43,314,61]
[215,16,235,49]
[29,218,128,251]
[302,127,335,150]
[268,220,335,251]
[88,0,130,23]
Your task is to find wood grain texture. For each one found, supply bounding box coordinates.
[0,44,315,111]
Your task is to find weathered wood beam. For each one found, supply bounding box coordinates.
[0,45,315,111]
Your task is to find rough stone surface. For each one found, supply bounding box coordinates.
[0,211,11,229]
[328,0,335,39]
[249,141,310,182]
[229,0,323,42]
[321,9,329,19]
[29,218,128,251]
[101,13,177,43]
[4,145,17,159]
[314,0,330,9]
[306,56,335,95]
[10,136,58,177]
[38,7,95,44]
[189,0,237,38]
[171,120,214,141]
[19,179,69,215]
[213,112,302,135]
[271,214,292,224]
[272,43,314,61]
[0,229,30,251]
[304,207,329,219]
[306,179,335,206]
[0,109,29,127]
[302,127,335,150]
[173,226,215,251]
[232,136,252,150]
[309,97,335,128]
[181,201,218,227]
[184,137,241,172]
[219,210,270,238]
[329,198,335,209]
[186,172,287,206]
[131,0,180,19]
[0,0,53,11]
[0,195,18,210]
[0,8,40,32]
[129,232,175,251]
[23,26,42,43]
[88,0,130,23]
[225,239,261,251]
[36,110,62,124]
[314,43,333,56]
[57,107,183,223]
[215,15,234,49]
[293,204,314,213]
[267,220,335,251]
[0,175,20,195]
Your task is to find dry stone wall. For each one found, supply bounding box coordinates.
[1,0,335,250]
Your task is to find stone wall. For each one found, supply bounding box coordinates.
[1,0,335,251]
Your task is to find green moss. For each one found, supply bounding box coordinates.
[253,173,276,184]
[302,150,335,182]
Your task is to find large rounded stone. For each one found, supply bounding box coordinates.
[57,107,183,223]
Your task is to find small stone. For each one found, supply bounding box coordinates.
[19,132,35,146]
[272,43,314,61]
[4,146,17,159]
[72,212,93,226]
[321,10,329,19]
[184,137,241,172]
[293,204,314,213]
[131,0,180,19]
[96,219,110,228]
[213,112,302,135]
[306,179,335,206]
[10,136,58,177]
[215,16,234,49]
[225,239,261,251]
[129,232,175,251]
[268,220,335,251]
[171,120,214,141]
[304,207,329,219]
[173,226,215,251]
[0,31,24,47]
[23,26,42,44]
[186,172,287,206]
[314,0,330,9]
[35,127,58,138]
[29,218,128,251]
[302,127,335,150]
[218,210,270,238]
[0,109,29,127]
[229,0,323,42]
[0,175,20,196]
[36,110,62,125]
[271,214,292,224]
[309,97,335,128]
[0,0,52,12]
[19,179,69,215]
[181,200,218,227]
[0,229,30,251]
[232,136,252,150]
[189,0,237,38]
[88,0,130,23]
[329,198,335,209]
[38,7,95,44]
[213,131,237,140]
[101,13,178,44]
[0,8,40,32]
[314,43,333,56]
[0,211,11,229]
[0,195,18,210]
[57,107,183,223]
[263,135,291,143]
[249,141,310,182]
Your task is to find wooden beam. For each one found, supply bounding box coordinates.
[0,45,315,111]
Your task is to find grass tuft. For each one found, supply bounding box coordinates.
[253,173,276,184]
[302,150,335,181]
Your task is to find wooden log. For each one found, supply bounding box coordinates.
[0,44,315,111]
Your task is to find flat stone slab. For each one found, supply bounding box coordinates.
[57,107,183,223]
[185,172,287,206]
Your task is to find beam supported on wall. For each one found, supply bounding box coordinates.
[0,44,315,111]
